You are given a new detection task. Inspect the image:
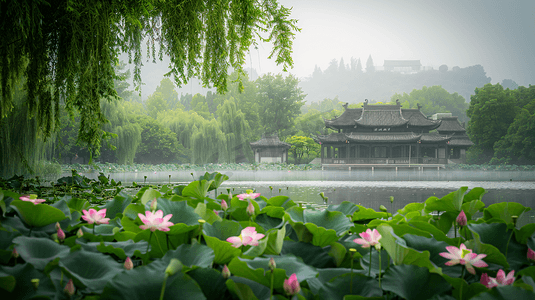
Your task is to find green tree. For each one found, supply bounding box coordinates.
[0,0,298,153]
[255,73,306,137]
[285,136,320,164]
[134,116,183,164]
[146,92,170,119]
[366,55,375,72]
[492,106,535,165]
[154,78,182,110]
[466,83,518,159]
[216,98,253,163]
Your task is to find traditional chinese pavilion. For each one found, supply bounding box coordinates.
[315,101,473,168]
[250,134,291,163]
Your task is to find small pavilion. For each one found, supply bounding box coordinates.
[250,134,291,163]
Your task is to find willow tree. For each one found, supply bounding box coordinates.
[217,98,252,162]
[0,0,298,164]
[191,119,227,164]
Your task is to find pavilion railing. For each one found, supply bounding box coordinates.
[322,158,448,164]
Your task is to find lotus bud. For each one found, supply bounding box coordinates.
[221,199,228,211]
[375,243,382,251]
[12,248,19,258]
[456,210,467,227]
[55,222,61,230]
[222,264,231,279]
[283,273,301,296]
[76,228,84,238]
[31,278,40,289]
[269,257,276,272]
[124,257,134,270]
[390,196,394,203]
[246,201,255,217]
[57,227,66,242]
[64,279,75,296]
[528,248,535,263]
[165,258,182,276]
[379,205,388,213]
[150,198,157,212]
[512,215,518,227]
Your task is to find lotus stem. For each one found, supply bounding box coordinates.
[160,274,169,300]
[378,248,382,288]
[459,267,465,300]
[146,231,153,253]
[505,227,514,260]
[368,249,372,277]
[93,225,95,236]
[350,251,355,294]
[270,270,274,300]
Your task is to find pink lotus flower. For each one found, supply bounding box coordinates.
[456,210,467,226]
[64,279,75,296]
[19,196,46,205]
[124,257,133,270]
[236,193,261,201]
[138,210,174,232]
[283,273,301,296]
[12,248,19,258]
[226,227,265,248]
[528,248,535,262]
[222,264,231,279]
[439,243,488,275]
[353,228,382,248]
[481,269,515,288]
[246,201,255,216]
[57,226,66,241]
[221,199,228,211]
[81,209,110,225]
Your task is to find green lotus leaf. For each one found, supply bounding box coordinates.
[162,243,215,269]
[122,203,145,221]
[204,235,241,265]
[398,203,425,216]
[376,224,439,273]
[318,273,382,300]
[305,223,340,247]
[286,206,353,236]
[182,179,213,200]
[382,265,451,300]
[403,234,461,278]
[470,285,535,300]
[134,230,168,258]
[156,198,202,228]
[76,240,149,260]
[359,247,391,277]
[194,203,222,225]
[10,200,67,228]
[483,202,531,224]
[468,223,527,270]
[50,200,71,219]
[59,249,124,293]
[430,211,457,234]
[463,187,487,203]
[0,263,56,299]
[104,192,133,219]
[282,240,337,268]
[266,195,296,209]
[139,187,161,205]
[352,205,388,222]
[516,223,535,244]
[226,277,265,300]
[121,215,143,233]
[12,236,71,270]
[228,255,317,289]
[188,268,229,300]
[255,213,285,231]
[328,201,360,216]
[114,231,137,242]
[461,200,486,221]
[441,275,487,300]
[66,197,90,212]
[328,242,348,267]
[100,258,206,300]
[424,187,468,214]
[263,226,286,255]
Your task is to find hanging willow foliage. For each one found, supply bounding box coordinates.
[0,0,298,149]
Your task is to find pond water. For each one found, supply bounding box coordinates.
[79,170,535,226]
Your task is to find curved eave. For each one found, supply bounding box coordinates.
[347,133,422,143]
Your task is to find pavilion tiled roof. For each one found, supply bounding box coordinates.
[355,105,408,127]
[402,109,442,129]
[420,132,451,143]
[314,133,348,143]
[448,135,474,147]
[250,135,291,149]
[436,117,466,133]
[324,108,363,128]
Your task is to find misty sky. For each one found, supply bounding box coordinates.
[249,0,535,86]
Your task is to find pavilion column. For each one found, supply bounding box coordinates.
[321,145,324,163]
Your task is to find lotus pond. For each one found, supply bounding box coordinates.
[1,172,535,299]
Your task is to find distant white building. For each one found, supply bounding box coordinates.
[383,60,422,73]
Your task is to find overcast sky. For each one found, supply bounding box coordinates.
[249,0,535,86]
